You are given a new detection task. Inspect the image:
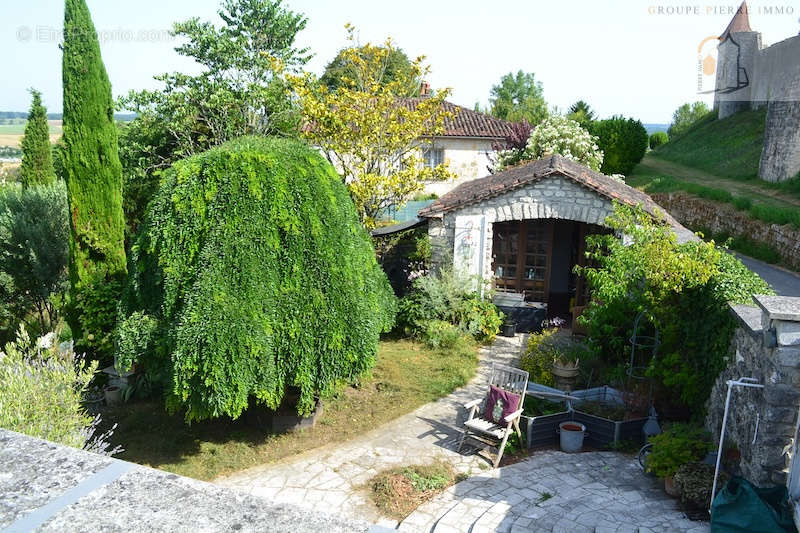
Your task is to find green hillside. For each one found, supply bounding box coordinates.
[652,108,767,179]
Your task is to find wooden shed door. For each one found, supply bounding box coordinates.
[492,220,553,301]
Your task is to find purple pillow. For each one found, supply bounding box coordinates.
[484,385,521,424]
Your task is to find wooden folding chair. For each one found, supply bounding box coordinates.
[457,363,529,468]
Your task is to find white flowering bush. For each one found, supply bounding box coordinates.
[0,326,120,455]
[496,115,604,172]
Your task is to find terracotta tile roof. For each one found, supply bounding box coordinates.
[400,98,514,139]
[418,155,695,242]
[721,1,752,40]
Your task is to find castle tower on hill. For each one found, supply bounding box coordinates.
[713,1,800,182]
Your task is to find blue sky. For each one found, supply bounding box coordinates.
[2,0,798,122]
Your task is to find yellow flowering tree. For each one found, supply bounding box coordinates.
[291,26,456,228]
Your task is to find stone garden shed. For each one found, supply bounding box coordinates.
[418,155,694,318]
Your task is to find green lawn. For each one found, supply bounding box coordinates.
[101,337,479,481]
[628,155,797,266]
[653,109,766,179]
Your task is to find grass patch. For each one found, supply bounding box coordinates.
[693,226,783,265]
[100,337,479,481]
[370,462,466,520]
[629,173,800,229]
[537,492,553,504]
[652,109,766,179]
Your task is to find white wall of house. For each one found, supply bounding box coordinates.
[422,137,496,197]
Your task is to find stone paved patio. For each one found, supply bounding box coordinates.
[398,451,710,532]
[217,335,709,531]
[216,334,526,526]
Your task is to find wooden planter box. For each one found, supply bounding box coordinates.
[522,411,572,448]
[523,384,649,449]
[572,411,648,449]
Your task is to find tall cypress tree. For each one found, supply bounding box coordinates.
[62,0,127,361]
[20,90,56,188]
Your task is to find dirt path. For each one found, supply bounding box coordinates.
[636,156,800,209]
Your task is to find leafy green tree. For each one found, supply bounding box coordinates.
[118,0,309,235]
[321,45,420,95]
[590,116,648,175]
[20,90,56,188]
[489,71,548,126]
[62,0,127,360]
[117,137,396,421]
[290,27,455,228]
[667,101,710,138]
[566,100,595,129]
[0,182,70,342]
[649,131,669,149]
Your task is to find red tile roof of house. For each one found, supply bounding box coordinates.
[418,155,695,242]
[401,98,515,139]
[721,1,752,40]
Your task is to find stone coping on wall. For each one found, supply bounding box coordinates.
[0,429,369,533]
[730,303,764,338]
[755,294,800,322]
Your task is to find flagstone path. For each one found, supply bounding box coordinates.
[217,334,709,531]
[216,334,526,527]
[398,451,709,533]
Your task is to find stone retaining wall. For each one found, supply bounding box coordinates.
[706,296,800,486]
[653,192,800,271]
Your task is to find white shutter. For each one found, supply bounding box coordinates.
[453,215,486,287]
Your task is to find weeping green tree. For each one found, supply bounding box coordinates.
[62,0,127,360]
[20,90,56,188]
[117,137,396,421]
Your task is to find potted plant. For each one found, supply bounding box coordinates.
[552,352,580,391]
[104,385,121,405]
[645,424,713,497]
[673,462,729,520]
[501,317,517,337]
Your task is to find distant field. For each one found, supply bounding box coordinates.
[0,120,62,148]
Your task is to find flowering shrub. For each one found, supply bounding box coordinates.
[397,269,503,342]
[0,326,119,455]
[495,115,603,172]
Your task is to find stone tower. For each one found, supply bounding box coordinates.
[714,1,760,119]
[713,1,800,182]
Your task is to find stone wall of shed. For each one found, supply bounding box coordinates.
[428,176,614,280]
[706,298,800,486]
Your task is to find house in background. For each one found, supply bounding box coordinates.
[418,155,694,322]
[402,92,514,198]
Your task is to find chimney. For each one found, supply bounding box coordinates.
[420,81,431,97]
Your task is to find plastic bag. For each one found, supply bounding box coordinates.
[711,477,797,532]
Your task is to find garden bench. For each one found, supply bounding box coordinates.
[457,363,529,468]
